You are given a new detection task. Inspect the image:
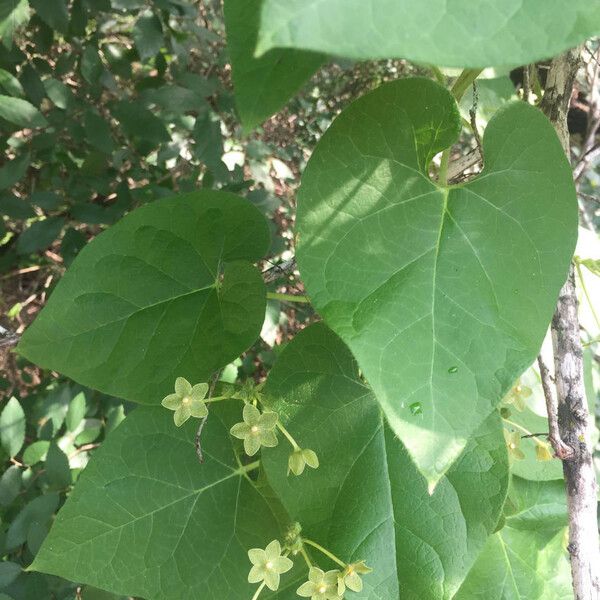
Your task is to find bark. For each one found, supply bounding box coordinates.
[541,48,600,600]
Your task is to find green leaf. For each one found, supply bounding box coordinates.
[31,406,289,599]
[455,527,572,599]
[112,100,170,146]
[18,191,270,405]
[0,95,46,127]
[257,0,600,68]
[0,562,21,588]
[504,477,567,532]
[22,440,50,465]
[43,78,73,109]
[17,216,64,255]
[44,442,72,489]
[262,323,509,599]
[83,109,114,154]
[0,69,24,97]
[66,391,86,432]
[132,10,163,60]
[0,397,25,458]
[0,465,22,506]
[6,493,58,550]
[224,0,323,130]
[30,0,68,33]
[0,0,30,48]
[295,78,577,483]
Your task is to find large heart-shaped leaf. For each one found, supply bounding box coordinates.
[295,78,577,484]
[262,323,509,599]
[18,191,270,404]
[256,0,600,69]
[31,405,299,599]
[224,0,323,131]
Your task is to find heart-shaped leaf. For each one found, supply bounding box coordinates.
[224,0,323,130]
[262,323,509,599]
[295,78,577,484]
[31,405,299,599]
[18,191,270,404]
[256,0,600,68]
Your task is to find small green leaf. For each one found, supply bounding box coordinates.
[44,442,72,489]
[224,0,323,130]
[18,191,270,404]
[0,465,22,506]
[132,10,163,60]
[0,562,21,588]
[0,69,24,97]
[43,78,73,109]
[30,0,68,33]
[0,95,46,128]
[22,440,50,466]
[66,391,86,432]
[257,0,600,68]
[0,397,25,458]
[0,0,30,48]
[296,78,577,483]
[6,493,59,551]
[17,217,64,255]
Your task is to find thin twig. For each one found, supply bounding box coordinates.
[537,354,573,459]
[195,369,223,464]
[469,82,484,162]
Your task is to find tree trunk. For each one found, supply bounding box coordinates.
[541,47,600,600]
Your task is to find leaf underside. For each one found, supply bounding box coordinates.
[262,323,509,599]
[257,0,600,68]
[295,78,577,483]
[17,191,270,405]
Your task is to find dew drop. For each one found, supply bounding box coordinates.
[448,366,458,374]
[409,402,422,416]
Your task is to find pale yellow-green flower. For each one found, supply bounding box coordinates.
[297,567,341,600]
[161,377,208,426]
[504,429,525,460]
[288,448,319,476]
[337,560,372,595]
[230,403,278,456]
[247,540,293,591]
[504,379,532,412]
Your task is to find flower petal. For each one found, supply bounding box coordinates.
[244,434,261,456]
[309,567,325,584]
[230,422,251,439]
[302,449,319,469]
[265,539,281,560]
[275,556,293,574]
[248,564,264,584]
[191,383,209,401]
[248,548,266,565]
[259,430,278,448]
[323,570,340,585]
[264,569,280,591]
[289,451,306,476]
[175,377,192,397]
[243,403,261,425]
[258,411,278,429]
[190,398,208,418]
[174,404,191,427]
[345,571,363,592]
[296,581,316,597]
[161,394,181,410]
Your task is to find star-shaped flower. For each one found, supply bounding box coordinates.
[536,441,553,461]
[504,379,532,412]
[337,561,372,595]
[504,429,525,460]
[230,404,278,456]
[247,540,293,591]
[161,377,208,426]
[297,567,341,600]
[288,448,319,476]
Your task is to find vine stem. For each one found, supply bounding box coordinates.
[251,581,266,600]
[266,292,310,304]
[276,421,300,451]
[438,68,483,186]
[302,539,346,569]
[299,546,313,569]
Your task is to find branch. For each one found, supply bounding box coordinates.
[541,47,600,599]
[536,354,573,459]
